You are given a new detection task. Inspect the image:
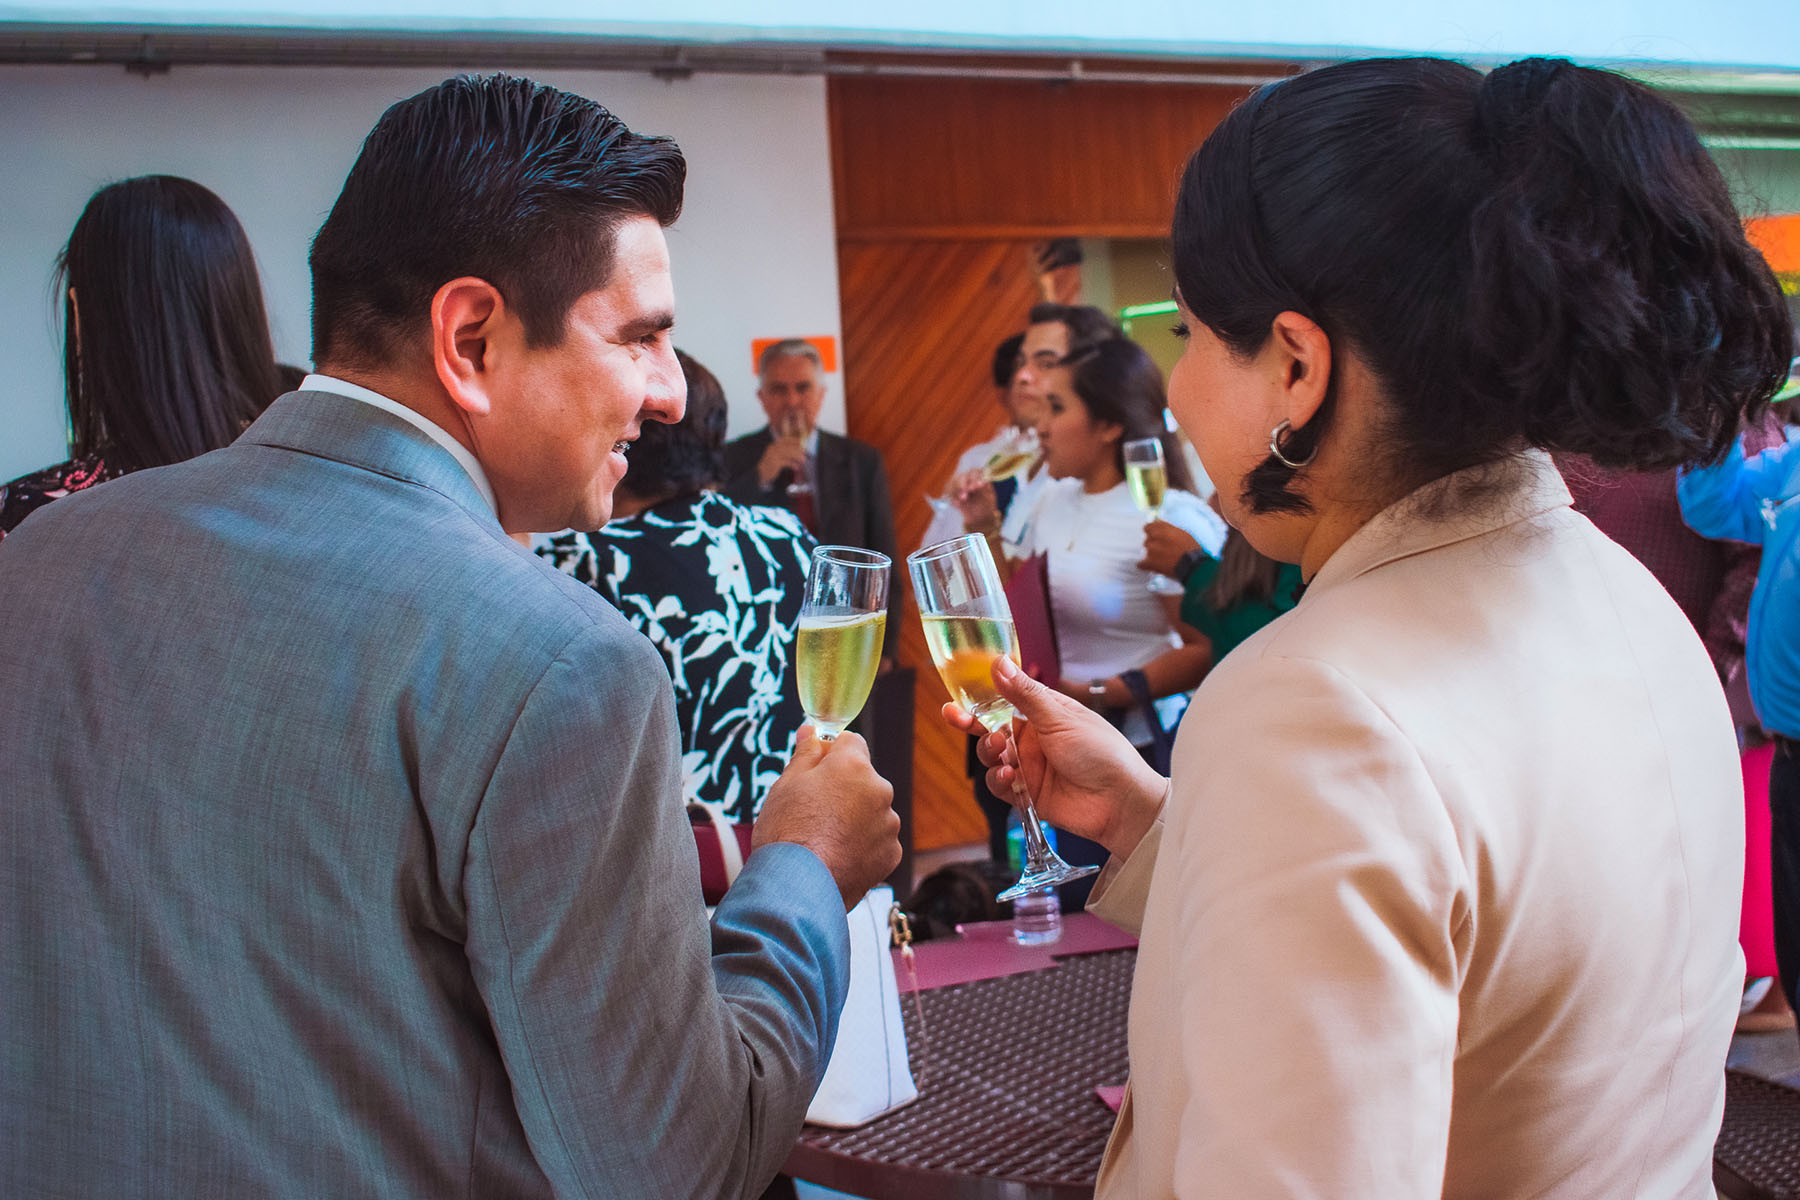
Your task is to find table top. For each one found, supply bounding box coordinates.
[785,947,1134,1200]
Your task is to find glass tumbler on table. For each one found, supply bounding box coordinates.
[795,546,890,740]
[907,533,1097,902]
[1123,435,1184,596]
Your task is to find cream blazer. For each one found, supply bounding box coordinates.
[1090,451,1743,1198]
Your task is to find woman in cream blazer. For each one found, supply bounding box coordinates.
[953,56,1793,1197]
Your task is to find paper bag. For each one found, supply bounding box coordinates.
[805,886,918,1127]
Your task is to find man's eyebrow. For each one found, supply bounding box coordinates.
[618,310,676,340]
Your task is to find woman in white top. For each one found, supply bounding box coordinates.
[950,56,1791,1197]
[1005,338,1226,746]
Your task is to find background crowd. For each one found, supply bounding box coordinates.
[1,51,1798,1200]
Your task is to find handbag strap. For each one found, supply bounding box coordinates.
[1118,667,1173,774]
[691,802,746,885]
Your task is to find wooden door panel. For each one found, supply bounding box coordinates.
[839,238,1039,850]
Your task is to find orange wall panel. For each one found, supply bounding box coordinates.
[829,75,1250,239]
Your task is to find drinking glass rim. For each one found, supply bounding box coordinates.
[811,544,891,569]
[906,533,988,569]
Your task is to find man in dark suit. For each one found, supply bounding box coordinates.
[724,339,897,658]
[0,75,899,1200]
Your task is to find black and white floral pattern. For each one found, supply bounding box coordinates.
[538,492,815,821]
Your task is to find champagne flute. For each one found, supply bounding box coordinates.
[908,534,1098,901]
[796,546,890,740]
[1123,436,1183,596]
[776,409,813,498]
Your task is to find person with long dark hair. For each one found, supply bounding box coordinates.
[1003,335,1224,729]
[0,175,280,539]
[951,56,1790,1195]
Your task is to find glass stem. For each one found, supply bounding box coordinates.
[1005,730,1055,874]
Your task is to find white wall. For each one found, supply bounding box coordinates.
[0,63,843,482]
[5,2,1799,70]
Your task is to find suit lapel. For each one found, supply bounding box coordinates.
[812,431,848,545]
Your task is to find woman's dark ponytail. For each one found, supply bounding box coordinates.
[1463,58,1790,469]
[1173,56,1792,514]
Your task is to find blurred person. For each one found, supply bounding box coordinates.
[984,337,1225,906]
[0,74,899,1200]
[0,175,280,539]
[1002,337,1225,728]
[952,56,1789,1196]
[537,349,815,822]
[955,302,1121,548]
[723,338,896,661]
[1680,355,1800,1037]
[1140,522,1304,665]
[918,331,1035,550]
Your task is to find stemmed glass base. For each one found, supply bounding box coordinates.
[992,731,1098,902]
[999,860,1098,903]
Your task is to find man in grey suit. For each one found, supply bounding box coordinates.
[0,75,899,1199]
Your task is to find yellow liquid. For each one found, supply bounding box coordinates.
[983,449,1037,482]
[796,612,886,734]
[921,614,1019,732]
[1126,461,1167,515]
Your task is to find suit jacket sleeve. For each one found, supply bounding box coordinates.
[1153,653,1466,1197]
[461,624,849,1200]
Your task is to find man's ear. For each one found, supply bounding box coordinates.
[432,277,506,418]
[1270,310,1333,430]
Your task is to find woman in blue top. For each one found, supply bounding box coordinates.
[1680,365,1800,1021]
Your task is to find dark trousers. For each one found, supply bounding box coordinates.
[1771,739,1800,1016]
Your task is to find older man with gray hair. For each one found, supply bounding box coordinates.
[724,338,897,657]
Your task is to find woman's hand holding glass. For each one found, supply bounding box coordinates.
[942,654,1169,863]
[1140,519,1201,580]
[910,534,1098,899]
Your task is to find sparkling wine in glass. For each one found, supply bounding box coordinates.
[908,534,1098,901]
[1124,436,1183,596]
[796,546,890,740]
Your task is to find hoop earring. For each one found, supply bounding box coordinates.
[1268,419,1317,470]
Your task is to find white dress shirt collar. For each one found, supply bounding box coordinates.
[300,374,497,516]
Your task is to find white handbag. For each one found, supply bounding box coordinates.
[804,886,919,1128]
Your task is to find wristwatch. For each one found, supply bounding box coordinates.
[1174,547,1207,585]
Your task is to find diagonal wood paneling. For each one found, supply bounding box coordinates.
[828,75,1252,240]
[840,239,1041,850]
[830,73,1245,849]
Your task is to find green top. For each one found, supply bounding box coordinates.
[1178,556,1306,661]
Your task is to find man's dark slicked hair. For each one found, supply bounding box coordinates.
[310,73,685,368]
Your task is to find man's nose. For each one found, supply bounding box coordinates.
[645,350,686,424]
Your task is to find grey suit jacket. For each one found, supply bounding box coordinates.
[0,391,849,1199]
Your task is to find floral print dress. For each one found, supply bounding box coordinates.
[0,455,118,542]
[537,492,815,821]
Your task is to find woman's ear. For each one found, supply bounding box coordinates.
[1269,310,1332,430]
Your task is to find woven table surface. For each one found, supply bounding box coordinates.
[1716,1068,1800,1200]
[785,948,1133,1200]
